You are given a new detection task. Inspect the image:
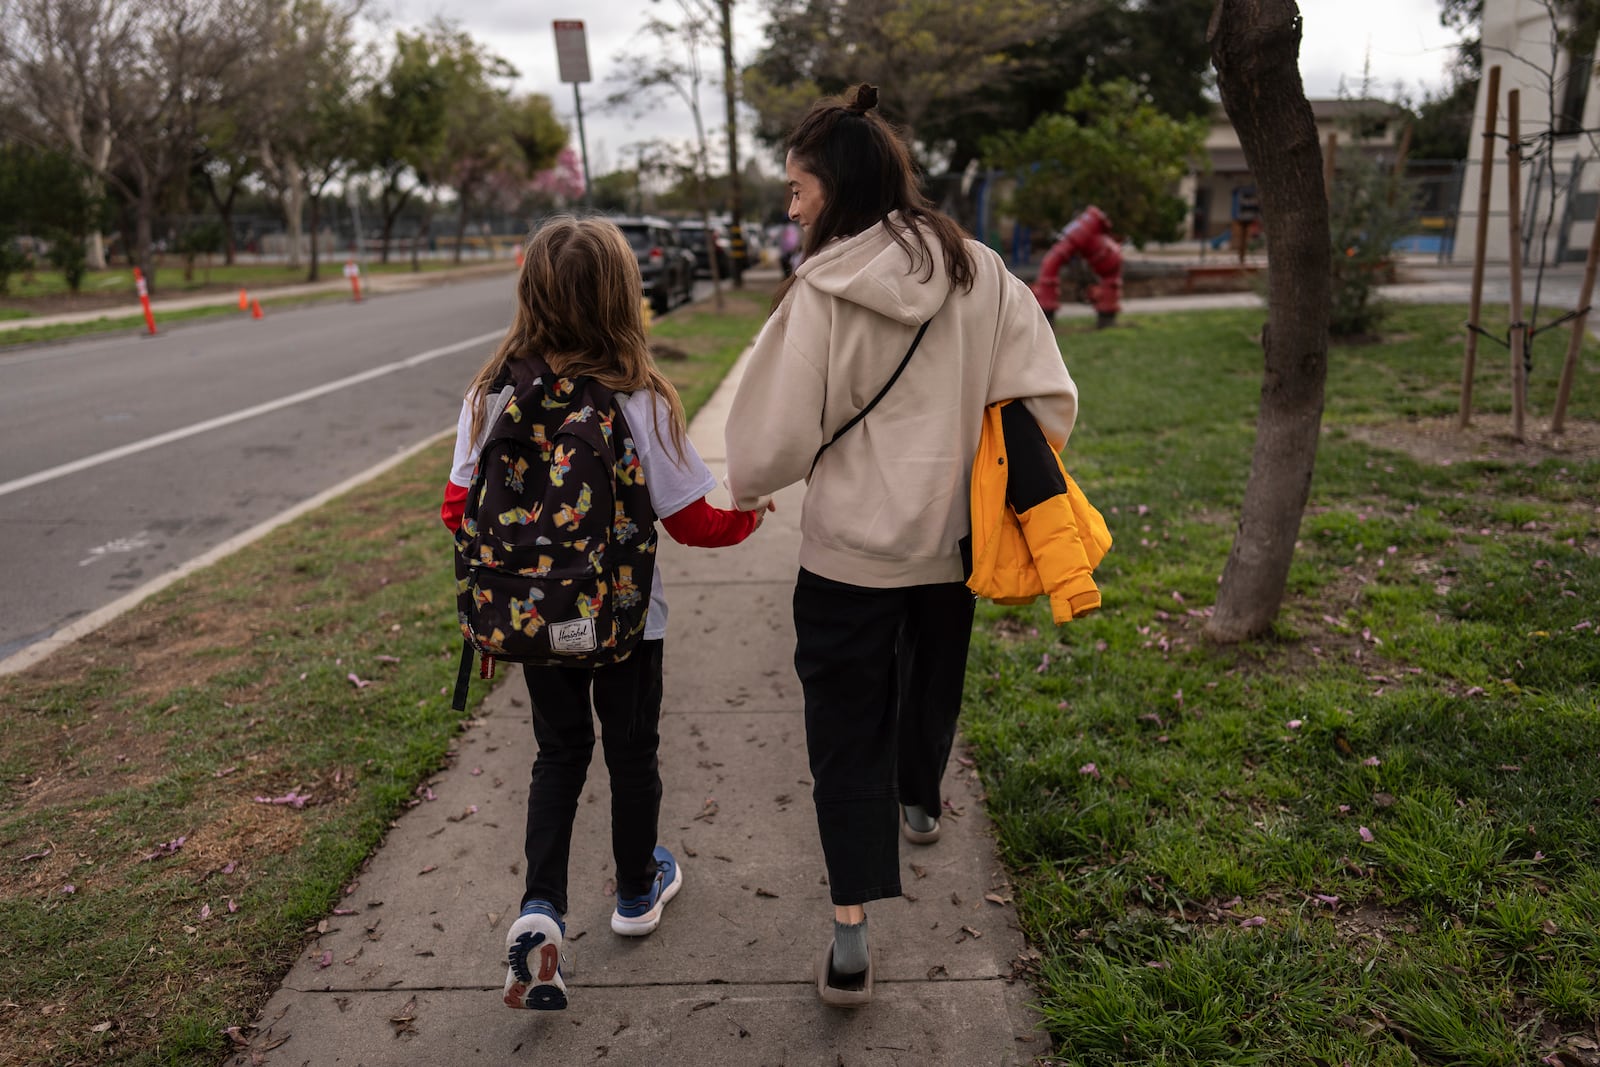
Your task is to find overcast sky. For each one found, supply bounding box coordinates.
[371,0,1468,176]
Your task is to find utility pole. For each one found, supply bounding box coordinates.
[719,0,745,287]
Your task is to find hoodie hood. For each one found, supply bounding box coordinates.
[794,213,951,325]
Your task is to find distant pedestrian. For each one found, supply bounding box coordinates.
[778,220,803,276]
[441,216,773,1012]
[724,84,1079,1006]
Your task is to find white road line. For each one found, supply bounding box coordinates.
[0,329,501,500]
[0,429,453,677]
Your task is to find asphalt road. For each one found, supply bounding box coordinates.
[0,275,519,661]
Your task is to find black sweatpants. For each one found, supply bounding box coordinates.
[519,640,665,915]
[792,569,976,906]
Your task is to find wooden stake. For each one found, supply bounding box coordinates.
[1506,89,1527,443]
[1551,198,1600,434]
[1460,65,1501,429]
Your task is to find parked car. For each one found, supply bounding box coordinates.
[675,219,733,278]
[614,216,696,314]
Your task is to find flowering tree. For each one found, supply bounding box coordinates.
[532,146,587,205]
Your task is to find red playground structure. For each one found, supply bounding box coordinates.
[1029,206,1123,328]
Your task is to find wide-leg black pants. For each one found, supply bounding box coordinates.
[792,569,975,906]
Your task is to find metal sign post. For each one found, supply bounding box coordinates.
[553,20,593,208]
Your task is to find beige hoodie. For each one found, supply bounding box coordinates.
[725,216,1078,588]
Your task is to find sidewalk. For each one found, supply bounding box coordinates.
[0,260,514,334]
[231,348,1051,1064]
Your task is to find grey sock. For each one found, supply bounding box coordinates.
[903,803,938,833]
[832,917,869,976]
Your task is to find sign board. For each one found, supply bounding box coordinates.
[553,20,591,84]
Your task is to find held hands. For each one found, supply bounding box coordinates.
[746,497,777,530]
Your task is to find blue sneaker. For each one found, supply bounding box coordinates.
[611,846,683,936]
[504,901,566,1009]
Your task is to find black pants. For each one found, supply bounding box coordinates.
[519,640,665,915]
[792,569,976,906]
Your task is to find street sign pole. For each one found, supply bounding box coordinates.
[553,20,593,209]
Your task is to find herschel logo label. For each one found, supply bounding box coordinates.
[549,618,597,653]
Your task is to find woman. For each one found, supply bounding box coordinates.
[724,85,1079,1005]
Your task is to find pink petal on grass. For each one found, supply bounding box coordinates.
[347,673,372,689]
[227,899,238,913]
[1358,826,1375,842]
[144,836,187,861]
[200,903,211,921]
[316,950,333,969]
[375,654,401,663]
[21,849,51,862]
[1315,894,1341,907]
[1362,756,1382,767]
[1035,653,1051,674]
[60,884,75,894]
[1337,804,1351,814]
[1144,960,1170,969]
[1287,719,1303,730]
[1239,916,1266,928]
[1533,851,1545,861]
[1079,762,1101,780]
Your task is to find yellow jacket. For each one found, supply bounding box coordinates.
[966,400,1111,623]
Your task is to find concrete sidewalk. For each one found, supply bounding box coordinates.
[232,349,1050,1064]
[0,260,514,334]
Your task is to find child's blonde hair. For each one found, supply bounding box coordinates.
[467,216,687,457]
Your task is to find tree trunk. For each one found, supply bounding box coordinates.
[135,187,157,293]
[283,156,304,270]
[720,0,744,288]
[307,193,322,282]
[454,195,469,264]
[1202,0,1331,644]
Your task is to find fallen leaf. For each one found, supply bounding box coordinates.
[418,865,437,876]
[90,1021,113,1033]
[983,892,1012,906]
[960,924,983,939]
[927,964,948,979]
[1240,916,1267,928]
[754,887,779,898]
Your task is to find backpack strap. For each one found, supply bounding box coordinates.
[451,642,475,711]
[809,316,932,478]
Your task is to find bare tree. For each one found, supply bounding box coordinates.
[1203,0,1332,643]
[608,1,726,311]
[0,0,136,269]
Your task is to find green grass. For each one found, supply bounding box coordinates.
[0,257,505,302]
[0,289,359,347]
[972,304,1600,1065]
[0,283,771,1066]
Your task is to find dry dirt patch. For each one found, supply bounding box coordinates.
[1346,414,1600,466]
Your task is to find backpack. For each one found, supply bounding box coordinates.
[450,355,658,709]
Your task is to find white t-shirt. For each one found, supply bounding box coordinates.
[449,387,715,641]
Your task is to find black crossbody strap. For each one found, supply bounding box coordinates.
[809,316,933,478]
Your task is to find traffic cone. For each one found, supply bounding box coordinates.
[251,299,264,320]
[238,288,248,310]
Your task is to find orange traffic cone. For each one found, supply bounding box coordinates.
[238,288,248,310]
[250,299,264,320]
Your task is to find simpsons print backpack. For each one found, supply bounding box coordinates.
[450,355,657,709]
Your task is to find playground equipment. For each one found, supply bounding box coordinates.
[1030,206,1123,328]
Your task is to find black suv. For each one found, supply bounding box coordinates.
[614,216,696,315]
[675,219,733,278]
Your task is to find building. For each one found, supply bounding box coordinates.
[1454,0,1599,265]
[1187,98,1411,247]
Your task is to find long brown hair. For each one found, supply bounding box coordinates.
[774,83,976,308]
[466,216,687,458]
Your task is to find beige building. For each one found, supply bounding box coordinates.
[1187,98,1408,244]
[1454,0,1598,264]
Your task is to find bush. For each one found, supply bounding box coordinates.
[1328,151,1414,338]
[46,231,87,292]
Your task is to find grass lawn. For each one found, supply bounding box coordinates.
[969,304,1600,1065]
[0,284,774,1067]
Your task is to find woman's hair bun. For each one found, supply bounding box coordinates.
[848,84,879,113]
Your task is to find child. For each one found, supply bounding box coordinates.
[440,216,771,1011]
